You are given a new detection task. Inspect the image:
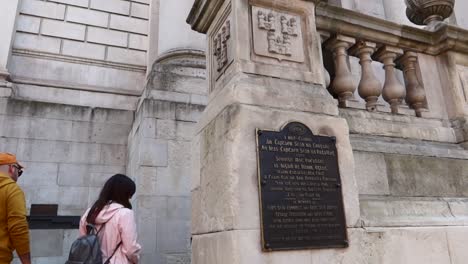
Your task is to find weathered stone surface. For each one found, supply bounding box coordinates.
[16,15,40,34]
[197,76,338,131]
[48,0,89,7]
[175,104,205,122]
[193,103,360,234]
[30,230,64,257]
[41,19,86,41]
[58,164,125,187]
[385,155,468,197]
[341,109,457,143]
[20,162,58,186]
[156,196,191,252]
[353,151,390,195]
[131,2,149,19]
[129,34,148,51]
[19,185,60,213]
[360,196,468,227]
[20,0,66,20]
[14,33,61,54]
[87,27,128,48]
[149,90,191,104]
[9,56,145,94]
[350,134,468,160]
[100,144,127,165]
[90,0,130,15]
[136,166,157,195]
[446,227,468,264]
[107,47,146,66]
[58,186,89,215]
[62,40,106,60]
[17,139,101,164]
[144,100,176,120]
[66,6,109,27]
[193,227,462,264]
[138,138,168,166]
[110,14,148,35]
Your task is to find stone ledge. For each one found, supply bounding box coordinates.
[341,108,458,143]
[350,134,468,159]
[360,195,468,228]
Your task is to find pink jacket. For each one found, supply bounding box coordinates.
[79,203,141,264]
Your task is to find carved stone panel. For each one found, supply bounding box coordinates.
[252,6,305,63]
[212,15,233,80]
[458,66,468,104]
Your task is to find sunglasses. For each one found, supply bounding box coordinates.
[11,165,23,177]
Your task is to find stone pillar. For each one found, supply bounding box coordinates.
[188,0,360,263]
[0,0,20,87]
[132,1,208,262]
[158,0,205,56]
[147,0,206,72]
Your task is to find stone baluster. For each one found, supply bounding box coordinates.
[374,46,405,114]
[318,31,331,88]
[350,41,382,111]
[325,35,356,107]
[398,51,426,117]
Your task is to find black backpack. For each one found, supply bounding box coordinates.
[65,223,122,264]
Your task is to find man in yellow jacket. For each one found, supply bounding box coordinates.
[0,153,31,264]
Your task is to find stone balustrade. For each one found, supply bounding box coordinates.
[317,4,468,118]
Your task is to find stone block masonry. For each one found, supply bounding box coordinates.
[14,0,150,67]
[0,99,133,216]
[126,56,207,264]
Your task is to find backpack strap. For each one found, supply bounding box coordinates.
[104,241,123,264]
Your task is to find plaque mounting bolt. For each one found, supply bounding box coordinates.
[344,240,349,247]
[265,243,270,249]
[261,180,267,186]
[258,131,263,136]
[336,183,341,188]
[331,136,337,143]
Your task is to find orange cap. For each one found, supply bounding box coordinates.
[0,153,24,169]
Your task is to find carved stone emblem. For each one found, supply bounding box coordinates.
[213,20,231,73]
[252,6,304,63]
[457,66,468,104]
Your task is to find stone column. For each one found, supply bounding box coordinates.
[157,0,205,56]
[0,0,21,88]
[147,0,206,71]
[131,0,208,263]
[188,0,360,263]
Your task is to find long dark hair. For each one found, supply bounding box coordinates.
[86,174,136,224]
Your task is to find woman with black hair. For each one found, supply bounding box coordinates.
[79,174,141,264]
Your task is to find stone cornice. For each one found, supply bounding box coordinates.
[187,0,226,33]
[316,4,468,56]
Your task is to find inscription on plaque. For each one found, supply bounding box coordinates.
[256,122,348,251]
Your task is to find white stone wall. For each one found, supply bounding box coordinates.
[12,230,79,264]
[0,98,133,263]
[9,0,149,97]
[0,99,133,215]
[15,0,149,65]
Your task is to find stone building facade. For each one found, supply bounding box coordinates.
[0,0,467,263]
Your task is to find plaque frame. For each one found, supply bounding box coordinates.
[256,122,349,251]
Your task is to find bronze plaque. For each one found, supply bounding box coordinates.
[256,122,348,251]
